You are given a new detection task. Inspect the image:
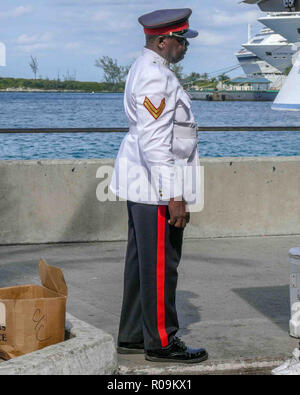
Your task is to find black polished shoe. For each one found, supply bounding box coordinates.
[145,337,208,364]
[117,341,145,354]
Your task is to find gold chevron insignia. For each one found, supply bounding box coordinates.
[143,97,166,119]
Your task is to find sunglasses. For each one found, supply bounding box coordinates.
[162,34,189,47]
[167,34,189,47]
[174,36,188,46]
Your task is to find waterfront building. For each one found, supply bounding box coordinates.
[217,76,271,91]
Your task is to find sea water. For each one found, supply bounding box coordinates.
[0,92,299,160]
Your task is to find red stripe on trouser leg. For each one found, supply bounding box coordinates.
[157,205,168,348]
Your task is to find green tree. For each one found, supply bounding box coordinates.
[95,56,129,83]
[63,69,77,81]
[183,72,201,85]
[217,74,230,82]
[29,55,38,80]
[284,66,292,75]
[170,63,184,81]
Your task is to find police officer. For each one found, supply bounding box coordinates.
[110,8,208,363]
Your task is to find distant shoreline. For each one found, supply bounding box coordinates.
[0,90,124,93]
[0,77,125,93]
[0,88,124,93]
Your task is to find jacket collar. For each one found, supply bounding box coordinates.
[143,47,169,67]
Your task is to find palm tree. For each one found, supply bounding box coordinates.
[29,56,38,79]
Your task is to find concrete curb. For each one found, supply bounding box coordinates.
[0,313,118,375]
[119,358,287,375]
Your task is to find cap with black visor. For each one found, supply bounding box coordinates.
[138,8,198,43]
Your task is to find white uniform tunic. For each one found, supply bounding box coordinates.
[110,48,200,206]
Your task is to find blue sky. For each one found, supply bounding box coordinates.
[0,0,264,81]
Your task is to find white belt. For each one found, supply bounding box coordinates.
[129,123,198,138]
[173,122,198,139]
[129,125,138,135]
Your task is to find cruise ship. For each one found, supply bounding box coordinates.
[235,27,287,88]
[238,0,300,87]
[258,12,300,43]
[242,0,300,110]
[235,47,279,75]
[242,28,297,72]
[242,0,300,12]
[0,42,5,67]
[235,47,285,87]
[243,0,300,44]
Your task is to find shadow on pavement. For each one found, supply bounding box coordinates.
[183,252,261,268]
[232,285,290,332]
[177,290,201,336]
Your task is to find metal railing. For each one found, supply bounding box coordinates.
[1,126,300,133]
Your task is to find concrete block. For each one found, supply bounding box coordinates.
[0,313,118,375]
[1,156,300,244]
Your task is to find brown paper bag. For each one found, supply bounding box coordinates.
[0,259,68,360]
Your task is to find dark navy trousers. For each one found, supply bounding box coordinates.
[118,201,184,351]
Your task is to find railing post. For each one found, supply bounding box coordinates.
[289,247,300,338]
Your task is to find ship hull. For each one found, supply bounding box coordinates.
[259,14,300,43]
[189,90,278,101]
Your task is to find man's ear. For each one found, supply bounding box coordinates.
[158,36,166,49]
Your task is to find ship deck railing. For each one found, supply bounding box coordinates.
[1,126,300,133]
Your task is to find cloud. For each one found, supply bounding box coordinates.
[51,0,141,6]
[18,43,55,53]
[16,33,52,45]
[64,42,81,49]
[194,30,234,46]
[123,50,142,61]
[91,10,112,22]
[3,0,264,81]
[15,33,55,53]
[210,10,261,26]
[0,5,32,19]
[91,10,136,31]
[15,33,81,54]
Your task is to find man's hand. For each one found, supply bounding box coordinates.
[168,198,190,228]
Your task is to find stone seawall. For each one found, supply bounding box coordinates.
[0,157,299,244]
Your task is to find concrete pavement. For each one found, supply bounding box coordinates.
[0,235,299,374]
